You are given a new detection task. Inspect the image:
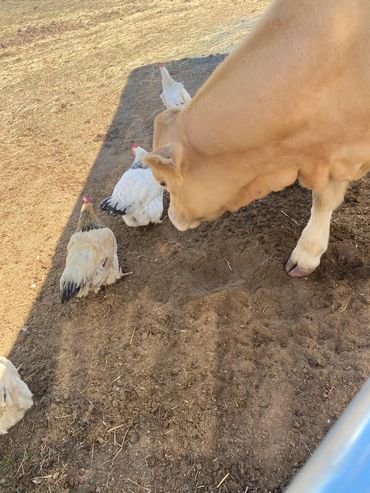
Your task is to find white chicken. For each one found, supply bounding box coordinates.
[100,144,164,227]
[159,64,191,110]
[60,196,128,303]
[0,356,33,434]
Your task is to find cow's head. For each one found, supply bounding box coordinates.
[144,109,229,231]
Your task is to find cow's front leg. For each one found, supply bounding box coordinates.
[285,180,347,277]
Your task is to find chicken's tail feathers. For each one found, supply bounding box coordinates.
[99,197,129,216]
[61,281,81,304]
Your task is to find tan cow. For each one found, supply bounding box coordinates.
[144,0,370,277]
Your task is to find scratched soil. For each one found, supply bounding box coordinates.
[1,1,370,492]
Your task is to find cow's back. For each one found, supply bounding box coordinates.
[185,0,370,158]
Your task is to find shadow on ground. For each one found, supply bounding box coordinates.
[2,54,370,493]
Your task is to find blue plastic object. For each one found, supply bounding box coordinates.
[285,378,370,493]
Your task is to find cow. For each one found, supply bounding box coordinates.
[144,0,370,277]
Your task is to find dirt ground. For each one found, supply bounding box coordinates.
[1,1,370,492]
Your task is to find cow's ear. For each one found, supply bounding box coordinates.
[143,145,179,173]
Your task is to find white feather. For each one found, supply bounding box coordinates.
[60,227,122,298]
[112,169,163,226]
[160,65,191,110]
[101,146,164,227]
[0,357,33,434]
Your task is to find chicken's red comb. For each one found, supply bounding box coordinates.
[82,195,92,204]
[159,63,165,68]
[130,143,138,149]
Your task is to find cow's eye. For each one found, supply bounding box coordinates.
[160,181,166,187]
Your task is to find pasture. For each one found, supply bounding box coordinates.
[1,0,369,491]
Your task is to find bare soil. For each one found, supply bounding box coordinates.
[1,1,369,492]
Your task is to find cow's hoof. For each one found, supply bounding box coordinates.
[285,258,316,277]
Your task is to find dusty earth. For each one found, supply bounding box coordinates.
[1,1,370,492]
